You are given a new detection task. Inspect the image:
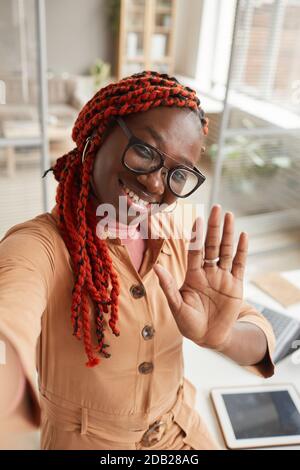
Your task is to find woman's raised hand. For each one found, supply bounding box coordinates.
[153,205,248,351]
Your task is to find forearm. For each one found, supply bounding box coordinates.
[0,333,26,419]
[216,321,268,366]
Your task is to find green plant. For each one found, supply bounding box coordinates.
[208,135,292,193]
[90,58,111,90]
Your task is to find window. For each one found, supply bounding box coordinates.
[190,0,300,234]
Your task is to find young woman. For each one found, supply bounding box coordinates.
[0,71,275,450]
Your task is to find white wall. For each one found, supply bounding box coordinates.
[174,0,204,77]
[45,0,114,75]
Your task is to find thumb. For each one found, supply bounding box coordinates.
[153,263,182,314]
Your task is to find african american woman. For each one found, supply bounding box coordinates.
[0,71,275,450]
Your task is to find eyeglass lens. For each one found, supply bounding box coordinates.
[124,144,200,197]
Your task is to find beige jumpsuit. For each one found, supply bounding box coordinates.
[0,205,275,450]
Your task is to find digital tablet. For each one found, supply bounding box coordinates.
[211,384,300,449]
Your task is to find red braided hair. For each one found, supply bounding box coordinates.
[43,71,209,368]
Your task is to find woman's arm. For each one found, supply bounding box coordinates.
[0,332,26,418]
[0,333,39,449]
[214,321,268,366]
[0,219,56,435]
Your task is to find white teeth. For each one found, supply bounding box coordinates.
[123,185,148,206]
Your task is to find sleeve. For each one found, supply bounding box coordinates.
[236,300,276,378]
[0,221,55,427]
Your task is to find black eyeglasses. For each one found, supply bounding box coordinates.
[114,116,206,198]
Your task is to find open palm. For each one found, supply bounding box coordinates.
[154,205,248,351]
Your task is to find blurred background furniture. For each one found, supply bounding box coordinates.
[0,73,79,176]
[0,72,116,177]
[0,73,79,124]
[2,119,73,177]
[117,0,177,78]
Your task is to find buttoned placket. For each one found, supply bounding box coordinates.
[106,234,168,416]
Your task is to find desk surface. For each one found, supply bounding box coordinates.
[183,270,300,450]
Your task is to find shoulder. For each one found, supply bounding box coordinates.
[0,205,65,245]
[0,210,64,271]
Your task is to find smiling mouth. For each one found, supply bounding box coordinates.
[118,179,159,209]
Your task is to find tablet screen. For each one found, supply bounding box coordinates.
[222,391,300,439]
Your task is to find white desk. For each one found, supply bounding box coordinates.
[183,270,300,450]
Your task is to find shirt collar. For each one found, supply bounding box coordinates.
[49,204,168,248]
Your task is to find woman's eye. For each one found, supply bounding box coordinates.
[173,169,187,183]
[135,145,154,160]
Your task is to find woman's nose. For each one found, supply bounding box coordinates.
[136,169,166,196]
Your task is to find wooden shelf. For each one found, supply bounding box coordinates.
[150,56,172,64]
[127,26,144,32]
[117,0,177,79]
[156,6,172,14]
[125,56,146,63]
[154,26,172,34]
[127,5,145,13]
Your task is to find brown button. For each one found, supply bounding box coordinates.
[142,325,155,341]
[138,362,154,374]
[140,420,168,447]
[130,284,146,299]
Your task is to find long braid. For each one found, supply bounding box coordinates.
[44,70,209,367]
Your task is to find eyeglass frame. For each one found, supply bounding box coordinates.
[113,116,206,198]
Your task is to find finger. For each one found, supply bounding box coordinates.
[187,216,204,271]
[153,264,182,313]
[219,212,234,271]
[204,204,222,265]
[231,232,248,280]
